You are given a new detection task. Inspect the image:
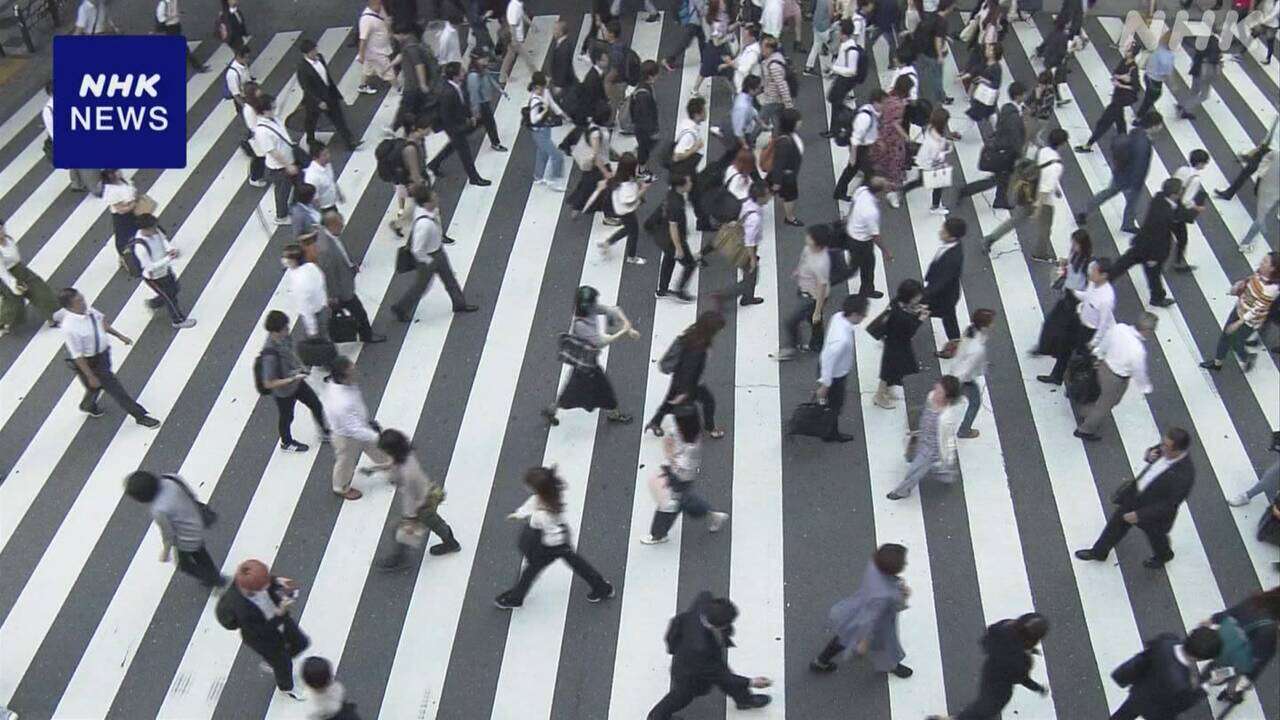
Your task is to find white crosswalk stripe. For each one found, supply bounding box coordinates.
[0,13,1276,720]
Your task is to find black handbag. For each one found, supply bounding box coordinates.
[167,474,218,527]
[865,308,891,341]
[329,307,358,343]
[297,336,338,367]
[787,401,836,439]
[1064,352,1100,404]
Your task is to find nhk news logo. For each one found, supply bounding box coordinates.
[52,35,187,169]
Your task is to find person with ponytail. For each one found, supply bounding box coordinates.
[543,286,640,426]
[494,466,615,609]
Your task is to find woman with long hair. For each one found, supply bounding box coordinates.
[874,278,929,409]
[647,311,727,437]
[598,152,653,264]
[494,466,615,609]
[887,374,963,500]
[544,286,640,426]
[526,72,568,190]
[642,408,730,544]
[1199,587,1280,706]
[1035,228,1092,358]
[365,428,460,570]
[900,107,955,214]
[963,43,1003,134]
[951,309,996,439]
[1076,42,1140,153]
[765,108,805,227]
[870,74,912,204]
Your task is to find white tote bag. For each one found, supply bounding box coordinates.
[971,81,998,107]
[923,166,953,189]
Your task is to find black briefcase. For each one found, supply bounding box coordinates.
[787,402,836,439]
[329,307,359,343]
[297,337,338,368]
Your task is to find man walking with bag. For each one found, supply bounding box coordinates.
[123,470,225,588]
[216,559,310,701]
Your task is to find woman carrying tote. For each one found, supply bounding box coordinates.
[543,285,640,426]
[811,543,914,679]
[887,374,963,500]
[900,107,956,215]
[364,428,461,571]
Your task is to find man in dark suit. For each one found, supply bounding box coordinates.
[1076,427,1195,568]
[297,38,358,151]
[957,82,1028,209]
[1109,628,1220,720]
[560,49,610,153]
[215,559,310,700]
[648,592,772,719]
[548,17,578,100]
[426,61,492,186]
[1111,177,1184,308]
[925,218,967,358]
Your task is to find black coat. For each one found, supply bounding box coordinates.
[216,6,249,50]
[671,341,707,397]
[664,592,752,693]
[993,102,1026,155]
[879,303,923,385]
[1112,633,1205,719]
[298,56,341,109]
[1130,195,1182,263]
[1115,450,1194,534]
[923,243,963,314]
[215,577,309,661]
[436,81,473,135]
[765,135,803,185]
[580,67,608,115]
[978,619,1045,692]
[550,36,578,90]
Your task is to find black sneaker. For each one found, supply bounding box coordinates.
[85,406,105,418]
[671,291,694,303]
[429,540,462,555]
[735,694,772,709]
[280,440,310,453]
[136,415,161,429]
[494,593,522,610]
[655,289,669,300]
[586,581,615,603]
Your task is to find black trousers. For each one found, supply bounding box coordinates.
[161,23,204,68]
[959,169,1013,208]
[275,381,327,445]
[1172,220,1190,264]
[73,351,148,419]
[666,24,706,65]
[658,245,696,293]
[1090,509,1174,562]
[334,295,374,340]
[826,374,848,432]
[605,212,641,258]
[394,249,468,318]
[648,675,754,720]
[1109,697,1145,720]
[477,101,501,146]
[248,617,310,691]
[931,302,960,340]
[648,382,718,431]
[1220,151,1265,199]
[1085,99,1129,147]
[500,544,609,603]
[1049,325,1095,382]
[142,272,187,324]
[1133,78,1163,119]
[429,128,483,182]
[719,264,759,302]
[834,146,875,200]
[176,545,225,587]
[637,131,658,167]
[955,676,1017,719]
[848,240,877,296]
[569,167,605,212]
[1113,248,1168,303]
[303,94,356,147]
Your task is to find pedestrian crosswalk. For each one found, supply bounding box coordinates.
[0,9,1276,720]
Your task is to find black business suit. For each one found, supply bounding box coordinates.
[960,102,1025,208]
[648,592,757,720]
[1110,633,1205,720]
[427,80,485,183]
[214,577,310,691]
[549,35,578,97]
[1112,193,1181,305]
[298,55,356,148]
[1089,449,1194,565]
[923,242,964,340]
[955,619,1046,719]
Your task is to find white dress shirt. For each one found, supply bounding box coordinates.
[283,262,328,335]
[505,0,527,42]
[845,185,880,240]
[304,161,339,209]
[819,312,856,386]
[950,331,988,382]
[733,41,762,90]
[740,198,762,249]
[408,206,443,261]
[831,38,861,78]
[131,230,175,279]
[1093,323,1152,394]
[849,105,879,146]
[61,308,109,358]
[1075,280,1116,339]
[0,239,22,292]
[225,60,250,99]
[512,495,568,546]
[155,0,179,27]
[1036,145,1063,197]
[324,382,379,443]
[435,22,462,65]
[253,116,294,170]
[305,56,331,87]
[42,97,54,139]
[1172,165,1203,209]
[1137,453,1184,493]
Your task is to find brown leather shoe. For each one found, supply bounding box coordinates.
[338,488,363,500]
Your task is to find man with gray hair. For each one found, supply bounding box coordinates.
[1075,311,1158,441]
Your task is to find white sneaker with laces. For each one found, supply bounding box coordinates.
[708,511,729,532]
[1227,493,1251,507]
[640,535,670,545]
[625,256,647,265]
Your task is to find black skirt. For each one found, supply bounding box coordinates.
[557,365,618,411]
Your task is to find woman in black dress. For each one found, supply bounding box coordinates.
[1035,229,1092,359]
[543,285,640,426]
[874,279,929,409]
[646,311,727,438]
[964,44,1003,134]
[765,108,805,227]
[1076,43,1140,153]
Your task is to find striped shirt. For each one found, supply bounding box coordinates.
[1237,273,1279,329]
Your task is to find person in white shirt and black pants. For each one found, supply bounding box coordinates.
[1075,312,1157,441]
[950,309,995,440]
[250,93,302,225]
[58,288,161,428]
[1075,427,1194,568]
[390,185,478,322]
[814,295,869,443]
[155,0,208,71]
[132,215,196,329]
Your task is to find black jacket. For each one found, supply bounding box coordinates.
[631,84,660,136]
[437,81,473,135]
[298,56,341,108]
[665,592,752,692]
[978,619,1045,693]
[550,36,578,90]
[1130,195,1183,263]
[1115,449,1195,534]
[923,243,963,313]
[580,66,607,115]
[215,576,308,659]
[216,6,249,50]
[1112,633,1205,719]
[993,102,1027,155]
[766,135,803,185]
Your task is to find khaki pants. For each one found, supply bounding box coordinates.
[331,435,389,494]
[1077,364,1129,435]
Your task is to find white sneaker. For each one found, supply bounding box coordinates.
[248,179,267,188]
[279,689,303,701]
[547,181,567,192]
[640,534,670,545]
[708,511,729,532]
[930,206,949,216]
[172,318,197,329]
[625,256,647,265]
[356,84,378,95]
[274,216,290,226]
[709,126,725,139]
[533,177,546,186]
[1227,493,1251,507]
[887,192,902,209]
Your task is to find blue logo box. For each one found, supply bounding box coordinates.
[52,35,187,169]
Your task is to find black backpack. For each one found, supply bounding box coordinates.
[852,44,870,85]
[375,137,408,183]
[768,56,799,98]
[252,346,278,396]
[622,48,643,86]
[120,237,149,278]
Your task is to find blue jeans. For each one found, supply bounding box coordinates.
[1086,182,1143,229]
[530,126,563,182]
[1241,198,1279,246]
